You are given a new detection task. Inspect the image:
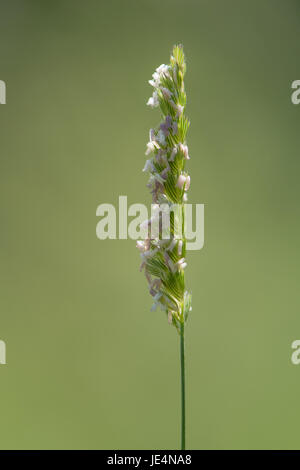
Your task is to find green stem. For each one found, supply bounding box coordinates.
[180,321,186,450]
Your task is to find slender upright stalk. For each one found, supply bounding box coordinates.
[180,321,186,450]
[138,45,192,450]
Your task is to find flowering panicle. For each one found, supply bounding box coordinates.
[137,45,192,331]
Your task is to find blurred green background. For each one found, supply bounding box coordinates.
[0,0,300,450]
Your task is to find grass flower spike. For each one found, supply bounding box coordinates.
[138,45,191,449]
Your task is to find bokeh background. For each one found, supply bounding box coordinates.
[0,0,300,450]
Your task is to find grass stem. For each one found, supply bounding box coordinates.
[180,321,185,450]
